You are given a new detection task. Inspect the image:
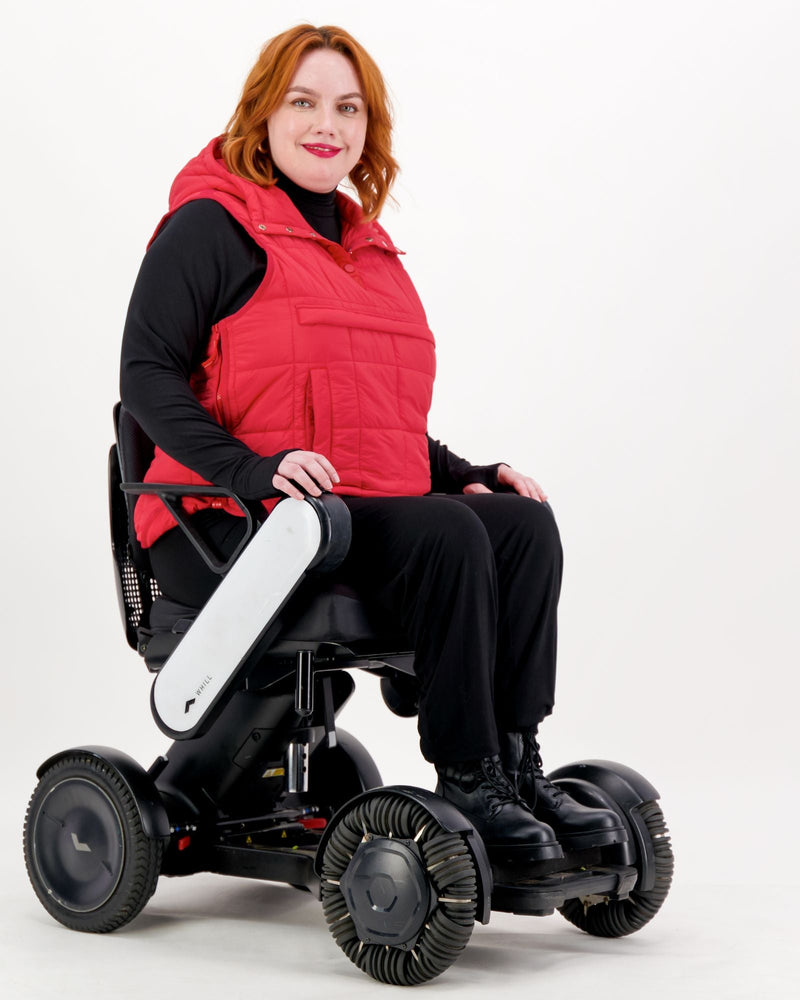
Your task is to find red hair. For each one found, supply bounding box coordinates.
[221,25,398,221]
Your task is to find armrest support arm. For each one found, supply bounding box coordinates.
[120,482,256,575]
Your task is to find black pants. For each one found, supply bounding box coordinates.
[149,494,563,764]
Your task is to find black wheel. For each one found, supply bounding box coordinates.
[320,791,477,985]
[23,754,163,932]
[558,799,674,937]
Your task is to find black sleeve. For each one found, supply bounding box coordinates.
[427,435,504,493]
[119,200,297,499]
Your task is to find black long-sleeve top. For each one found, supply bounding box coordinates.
[120,175,502,499]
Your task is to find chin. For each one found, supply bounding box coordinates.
[306,176,338,193]
[281,164,338,193]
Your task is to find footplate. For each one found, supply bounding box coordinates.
[491,865,638,915]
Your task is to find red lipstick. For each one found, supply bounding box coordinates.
[302,144,342,158]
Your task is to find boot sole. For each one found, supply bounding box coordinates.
[553,825,628,851]
[484,839,565,864]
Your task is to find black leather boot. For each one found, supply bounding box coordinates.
[435,754,563,862]
[501,732,627,850]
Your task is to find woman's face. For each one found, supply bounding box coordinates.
[267,48,367,193]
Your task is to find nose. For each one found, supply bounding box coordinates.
[311,101,336,136]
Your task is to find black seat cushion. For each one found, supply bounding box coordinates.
[280,581,408,646]
[143,580,409,665]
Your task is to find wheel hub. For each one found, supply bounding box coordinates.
[32,778,125,912]
[339,835,434,948]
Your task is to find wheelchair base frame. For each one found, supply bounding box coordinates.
[162,838,639,916]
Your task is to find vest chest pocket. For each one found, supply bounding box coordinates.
[295,304,434,345]
[306,368,332,458]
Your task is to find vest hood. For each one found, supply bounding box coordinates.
[149,136,401,257]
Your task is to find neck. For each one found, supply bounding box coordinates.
[273,168,337,211]
[273,167,340,242]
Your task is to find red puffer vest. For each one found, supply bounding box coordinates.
[135,137,436,548]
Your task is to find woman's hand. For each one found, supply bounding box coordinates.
[463,463,548,502]
[273,451,340,501]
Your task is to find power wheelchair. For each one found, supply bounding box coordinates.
[23,404,674,986]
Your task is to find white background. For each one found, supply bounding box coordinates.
[1,1,797,997]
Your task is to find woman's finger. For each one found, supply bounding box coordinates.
[507,472,528,497]
[530,478,548,502]
[272,473,304,501]
[499,463,548,502]
[303,458,337,492]
[522,477,541,501]
[275,457,324,495]
[521,477,545,502]
[313,453,340,484]
[505,470,530,498]
[282,465,323,496]
[280,451,339,489]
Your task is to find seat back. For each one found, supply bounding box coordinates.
[109,403,161,650]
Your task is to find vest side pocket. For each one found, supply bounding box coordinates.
[190,328,225,424]
[308,367,333,459]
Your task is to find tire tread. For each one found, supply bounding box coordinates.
[23,754,163,933]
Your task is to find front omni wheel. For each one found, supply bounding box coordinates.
[23,754,163,932]
[320,791,478,986]
[559,799,674,937]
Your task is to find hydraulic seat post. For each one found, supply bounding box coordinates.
[295,649,314,717]
[287,650,314,794]
[321,675,338,748]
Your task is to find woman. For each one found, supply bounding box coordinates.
[120,24,623,861]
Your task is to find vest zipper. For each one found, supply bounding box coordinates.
[304,373,315,450]
[204,331,228,510]
[206,331,226,426]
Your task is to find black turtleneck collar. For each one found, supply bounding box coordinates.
[273,167,341,244]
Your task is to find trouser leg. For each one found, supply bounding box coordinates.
[444,494,563,731]
[338,496,501,764]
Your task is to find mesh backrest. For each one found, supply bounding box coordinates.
[115,403,156,565]
[110,404,161,649]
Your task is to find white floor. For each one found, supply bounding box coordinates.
[4,858,796,1000]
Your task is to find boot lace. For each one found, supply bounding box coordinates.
[520,732,564,808]
[480,755,527,817]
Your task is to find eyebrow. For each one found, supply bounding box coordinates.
[287,85,364,101]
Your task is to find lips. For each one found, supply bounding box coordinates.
[302,144,342,158]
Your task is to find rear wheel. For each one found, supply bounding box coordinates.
[558,799,673,936]
[24,754,163,932]
[320,791,477,985]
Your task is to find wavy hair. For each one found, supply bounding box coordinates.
[221,25,398,221]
